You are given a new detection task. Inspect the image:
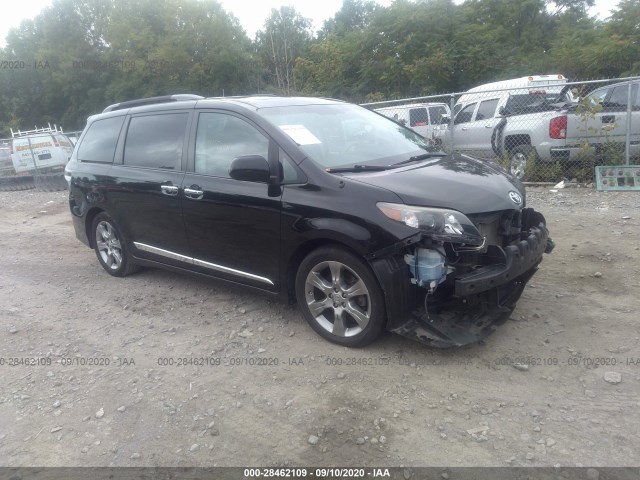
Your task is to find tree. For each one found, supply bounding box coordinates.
[103,0,257,99]
[587,0,640,77]
[319,0,378,39]
[0,0,258,133]
[1,0,112,131]
[256,6,312,94]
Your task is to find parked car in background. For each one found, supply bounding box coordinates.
[10,125,74,174]
[66,94,553,348]
[440,75,576,178]
[565,79,640,161]
[374,102,450,145]
[0,142,12,171]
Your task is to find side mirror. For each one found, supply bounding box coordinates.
[440,115,450,126]
[229,155,270,183]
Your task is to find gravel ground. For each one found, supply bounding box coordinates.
[0,187,639,467]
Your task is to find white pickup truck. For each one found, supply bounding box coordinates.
[439,75,640,179]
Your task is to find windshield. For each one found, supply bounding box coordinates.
[259,103,438,169]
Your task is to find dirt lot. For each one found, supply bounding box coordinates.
[0,187,639,468]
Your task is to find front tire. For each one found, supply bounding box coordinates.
[91,213,139,277]
[509,145,536,180]
[295,246,385,347]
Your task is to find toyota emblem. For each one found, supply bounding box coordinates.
[509,191,522,205]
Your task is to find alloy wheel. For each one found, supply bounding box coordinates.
[304,260,371,337]
[95,220,123,271]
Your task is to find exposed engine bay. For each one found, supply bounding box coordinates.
[371,207,554,347]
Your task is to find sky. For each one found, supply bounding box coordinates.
[0,0,619,48]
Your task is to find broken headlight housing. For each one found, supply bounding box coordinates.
[377,202,484,246]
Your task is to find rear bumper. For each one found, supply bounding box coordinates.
[546,145,590,162]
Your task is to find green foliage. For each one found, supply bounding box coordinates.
[0,0,638,136]
[255,6,312,94]
[319,0,378,39]
[530,161,562,182]
[0,0,258,133]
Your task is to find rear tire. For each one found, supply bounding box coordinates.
[295,246,385,347]
[91,212,139,277]
[509,145,536,180]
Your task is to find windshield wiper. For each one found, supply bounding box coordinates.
[393,152,447,166]
[326,152,448,173]
[325,164,394,173]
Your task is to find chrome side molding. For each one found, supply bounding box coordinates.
[133,242,274,286]
[134,242,192,263]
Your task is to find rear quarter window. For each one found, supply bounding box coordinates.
[475,99,499,120]
[124,113,189,170]
[77,116,125,163]
[608,84,639,109]
[409,108,429,127]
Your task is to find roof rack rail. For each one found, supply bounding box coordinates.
[102,94,204,113]
[11,123,64,138]
[212,94,277,98]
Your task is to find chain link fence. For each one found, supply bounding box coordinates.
[362,75,640,184]
[2,78,638,191]
[0,126,82,192]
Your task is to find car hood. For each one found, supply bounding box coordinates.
[343,153,525,214]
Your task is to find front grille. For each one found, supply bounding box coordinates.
[469,209,522,249]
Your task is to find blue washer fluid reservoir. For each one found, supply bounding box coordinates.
[404,248,447,288]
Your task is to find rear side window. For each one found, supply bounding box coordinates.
[77,116,125,163]
[428,106,447,124]
[586,88,608,106]
[409,108,429,127]
[608,84,639,109]
[53,135,74,149]
[455,103,476,124]
[475,99,499,120]
[124,113,188,170]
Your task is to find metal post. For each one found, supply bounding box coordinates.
[625,81,632,165]
[27,137,40,177]
[449,94,456,154]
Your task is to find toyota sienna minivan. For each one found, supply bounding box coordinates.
[66,94,553,348]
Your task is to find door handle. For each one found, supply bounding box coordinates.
[160,185,179,196]
[485,124,494,128]
[184,186,204,200]
[461,127,469,131]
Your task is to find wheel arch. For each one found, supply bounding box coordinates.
[85,207,105,248]
[505,134,532,152]
[290,239,388,346]
[285,238,374,304]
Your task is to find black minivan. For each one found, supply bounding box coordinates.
[66,94,553,348]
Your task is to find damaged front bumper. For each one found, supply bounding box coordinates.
[455,223,550,296]
[370,212,552,348]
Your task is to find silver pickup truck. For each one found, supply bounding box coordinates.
[437,77,640,179]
